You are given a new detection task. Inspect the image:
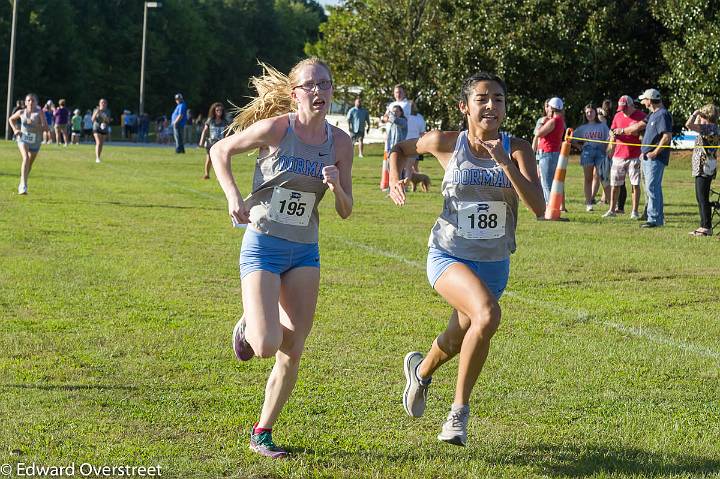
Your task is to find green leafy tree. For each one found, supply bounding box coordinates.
[0,0,324,134]
[312,0,667,137]
[651,0,720,122]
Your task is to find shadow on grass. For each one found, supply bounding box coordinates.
[291,442,720,478]
[503,442,720,477]
[2,382,209,392]
[38,198,223,211]
[1,383,138,391]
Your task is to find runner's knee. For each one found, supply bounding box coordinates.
[467,302,501,338]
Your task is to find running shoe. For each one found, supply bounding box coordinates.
[232,317,255,361]
[630,210,640,220]
[249,428,289,459]
[403,351,431,417]
[601,210,616,218]
[18,184,27,195]
[437,404,470,446]
[585,204,593,212]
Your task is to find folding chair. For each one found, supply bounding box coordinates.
[710,188,720,234]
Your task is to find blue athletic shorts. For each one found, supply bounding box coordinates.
[580,148,606,168]
[426,247,510,300]
[239,227,320,279]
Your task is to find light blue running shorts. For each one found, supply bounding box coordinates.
[426,247,510,300]
[239,228,320,279]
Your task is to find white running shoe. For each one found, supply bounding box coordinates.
[602,210,616,218]
[403,352,431,417]
[18,183,27,195]
[630,210,640,220]
[96,158,101,163]
[438,404,470,446]
[585,204,593,212]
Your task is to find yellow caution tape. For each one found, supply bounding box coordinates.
[567,135,720,149]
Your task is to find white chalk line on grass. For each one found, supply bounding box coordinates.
[106,163,718,362]
[328,235,720,361]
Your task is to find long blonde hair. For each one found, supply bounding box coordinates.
[230,57,333,132]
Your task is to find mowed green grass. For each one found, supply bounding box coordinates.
[1,140,719,479]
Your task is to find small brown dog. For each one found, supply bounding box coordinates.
[407,172,431,192]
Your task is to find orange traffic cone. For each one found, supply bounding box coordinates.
[380,151,390,191]
[544,128,573,221]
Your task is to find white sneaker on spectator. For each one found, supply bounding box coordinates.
[630,210,640,219]
[602,210,616,218]
[585,204,593,212]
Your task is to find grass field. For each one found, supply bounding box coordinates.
[1,140,719,479]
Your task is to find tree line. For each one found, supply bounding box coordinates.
[309,0,720,138]
[0,0,325,133]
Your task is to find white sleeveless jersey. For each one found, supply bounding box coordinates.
[428,131,519,261]
[244,113,335,244]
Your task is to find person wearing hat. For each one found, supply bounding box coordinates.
[535,96,566,206]
[637,88,672,228]
[605,94,646,219]
[171,93,188,153]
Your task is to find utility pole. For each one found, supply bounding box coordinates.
[5,0,18,140]
[139,2,161,116]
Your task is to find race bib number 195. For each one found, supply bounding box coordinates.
[268,186,315,226]
[456,201,507,239]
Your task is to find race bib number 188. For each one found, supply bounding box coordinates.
[456,201,507,239]
[21,132,36,143]
[268,186,315,226]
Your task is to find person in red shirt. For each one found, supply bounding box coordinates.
[535,97,566,207]
[603,95,646,219]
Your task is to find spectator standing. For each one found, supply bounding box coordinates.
[43,100,55,144]
[123,110,137,142]
[604,95,646,219]
[194,113,204,146]
[346,97,371,158]
[53,99,70,147]
[71,109,82,144]
[82,110,93,143]
[382,105,408,174]
[172,93,188,153]
[120,110,128,138]
[405,101,427,175]
[637,89,673,228]
[184,109,194,144]
[685,104,720,236]
[138,113,150,143]
[388,83,412,118]
[535,97,566,206]
[597,99,612,125]
[573,104,610,211]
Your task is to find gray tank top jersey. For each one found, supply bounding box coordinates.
[428,131,518,261]
[244,113,335,244]
[19,110,43,148]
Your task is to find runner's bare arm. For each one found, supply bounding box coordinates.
[324,127,353,218]
[210,115,288,225]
